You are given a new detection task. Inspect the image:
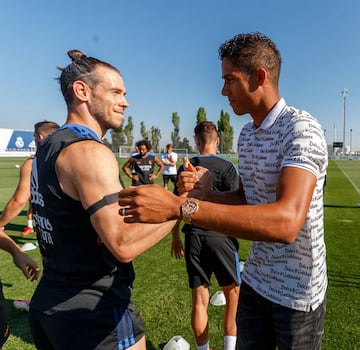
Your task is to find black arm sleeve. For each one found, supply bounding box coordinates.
[86,192,119,216]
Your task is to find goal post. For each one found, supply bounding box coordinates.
[172,149,188,157]
[118,145,135,158]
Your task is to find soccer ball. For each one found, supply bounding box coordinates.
[15,164,20,168]
[163,336,190,350]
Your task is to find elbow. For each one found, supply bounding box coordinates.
[278,233,298,245]
[278,222,301,244]
[118,256,133,264]
[113,245,137,264]
[275,214,304,244]
[115,250,134,264]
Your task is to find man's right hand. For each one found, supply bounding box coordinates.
[119,184,183,223]
[177,165,213,200]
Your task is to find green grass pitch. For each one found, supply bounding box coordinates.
[0,157,359,349]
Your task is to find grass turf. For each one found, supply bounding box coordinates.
[0,157,359,349]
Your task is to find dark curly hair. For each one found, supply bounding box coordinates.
[135,139,152,151]
[219,32,281,85]
[57,50,121,107]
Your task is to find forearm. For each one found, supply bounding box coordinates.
[155,166,164,176]
[1,228,40,280]
[0,199,27,227]
[124,221,176,259]
[0,230,22,256]
[171,219,181,238]
[189,200,301,243]
[105,220,176,263]
[122,167,133,179]
[204,189,247,205]
[92,204,177,263]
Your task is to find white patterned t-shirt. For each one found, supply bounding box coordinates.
[161,151,178,175]
[239,98,328,312]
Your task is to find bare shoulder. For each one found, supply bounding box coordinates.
[56,140,120,206]
[59,140,115,166]
[20,157,33,172]
[17,158,34,183]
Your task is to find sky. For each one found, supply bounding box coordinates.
[1,0,360,151]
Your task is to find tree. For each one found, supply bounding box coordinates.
[140,121,150,140]
[196,107,207,124]
[124,116,134,146]
[178,137,194,153]
[217,110,233,153]
[151,126,161,153]
[111,127,126,153]
[102,137,112,150]
[171,112,181,148]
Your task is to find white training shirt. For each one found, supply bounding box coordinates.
[239,98,328,312]
[161,151,178,175]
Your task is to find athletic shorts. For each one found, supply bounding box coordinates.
[185,233,240,289]
[0,282,10,348]
[162,175,177,184]
[29,287,145,350]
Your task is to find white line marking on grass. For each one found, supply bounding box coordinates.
[335,161,360,194]
[0,188,16,191]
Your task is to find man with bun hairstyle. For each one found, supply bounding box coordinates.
[29,50,175,350]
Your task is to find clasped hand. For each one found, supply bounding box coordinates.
[119,166,212,223]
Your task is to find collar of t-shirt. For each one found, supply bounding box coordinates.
[257,98,286,131]
[59,124,101,142]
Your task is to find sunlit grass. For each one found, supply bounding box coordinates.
[0,157,359,349]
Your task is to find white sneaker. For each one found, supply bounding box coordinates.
[21,242,37,251]
[13,299,31,312]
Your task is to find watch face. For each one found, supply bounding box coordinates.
[182,199,199,217]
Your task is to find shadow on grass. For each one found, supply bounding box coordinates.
[147,340,165,349]
[5,299,35,346]
[328,271,360,288]
[5,222,25,233]
[4,223,36,245]
[324,204,360,208]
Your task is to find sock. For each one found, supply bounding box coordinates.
[196,341,209,350]
[224,335,236,350]
[27,220,33,229]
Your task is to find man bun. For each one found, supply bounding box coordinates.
[67,50,87,61]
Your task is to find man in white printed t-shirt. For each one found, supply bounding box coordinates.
[119,32,328,350]
[161,144,178,190]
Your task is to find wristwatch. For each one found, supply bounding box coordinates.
[181,198,199,224]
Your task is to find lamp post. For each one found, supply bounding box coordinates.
[350,128,353,154]
[220,130,223,154]
[341,88,348,155]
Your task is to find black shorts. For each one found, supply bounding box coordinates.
[29,286,145,350]
[185,233,241,289]
[0,282,10,348]
[163,175,177,184]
